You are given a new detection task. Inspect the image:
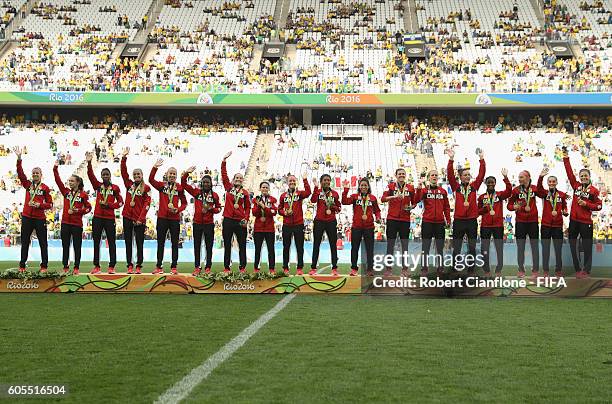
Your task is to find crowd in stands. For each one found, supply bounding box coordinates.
[0,0,608,93]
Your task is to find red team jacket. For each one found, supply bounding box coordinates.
[477,178,512,228]
[447,159,486,219]
[53,166,92,227]
[342,189,381,229]
[507,184,539,223]
[310,186,341,222]
[221,160,250,221]
[252,195,278,232]
[381,182,416,222]
[17,159,52,220]
[148,167,187,221]
[278,179,311,226]
[87,162,123,220]
[536,176,568,228]
[563,157,602,224]
[415,185,451,224]
[181,173,221,225]
[120,157,151,223]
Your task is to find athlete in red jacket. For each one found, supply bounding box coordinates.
[221,151,251,273]
[507,170,539,278]
[477,169,511,276]
[380,167,416,273]
[415,170,451,276]
[536,167,569,277]
[310,174,341,275]
[278,174,311,275]
[342,178,381,276]
[182,166,221,275]
[563,150,602,278]
[149,159,188,274]
[14,147,53,273]
[86,152,124,274]
[53,161,92,274]
[120,148,151,274]
[446,148,485,274]
[252,181,278,273]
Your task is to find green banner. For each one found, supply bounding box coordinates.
[0,92,609,107]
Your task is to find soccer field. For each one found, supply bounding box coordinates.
[1,287,611,402]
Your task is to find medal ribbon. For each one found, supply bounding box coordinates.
[360,194,368,217]
[166,183,177,204]
[101,185,112,204]
[231,186,242,207]
[129,181,142,202]
[461,184,470,203]
[487,192,496,211]
[549,190,558,212]
[28,181,41,204]
[68,190,79,210]
[259,195,266,218]
[288,191,298,210]
[324,188,334,208]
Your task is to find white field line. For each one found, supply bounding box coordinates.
[154,265,331,403]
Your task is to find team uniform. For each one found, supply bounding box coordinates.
[536,176,568,275]
[181,173,221,273]
[342,189,381,274]
[381,182,416,262]
[87,162,123,273]
[16,159,53,271]
[221,160,251,271]
[310,186,341,274]
[53,166,92,272]
[252,195,278,272]
[508,182,540,276]
[563,157,602,275]
[278,179,311,273]
[447,158,486,273]
[415,184,451,273]
[477,177,512,275]
[120,156,151,273]
[149,167,187,273]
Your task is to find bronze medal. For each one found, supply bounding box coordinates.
[361,214,367,220]
[463,201,469,207]
[261,217,266,222]
[130,200,135,207]
[234,203,239,209]
[326,209,331,215]
[525,206,531,212]
[489,210,495,216]
[552,210,557,216]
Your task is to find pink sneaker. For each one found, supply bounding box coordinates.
[253,267,260,273]
[192,267,201,276]
[18,267,26,273]
[223,268,231,273]
[517,270,526,278]
[204,267,211,274]
[308,268,317,275]
[283,268,289,275]
[63,267,69,274]
[135,266,142,274]
[349,269,358,276]
[127,265,134,274]
[530,271,539,280]
[170,268,178,275]
[73,268,80,275]
[152,267,163,274]
[269,269,275,274]
[366,270,374,277]
[296,268,303,276]
[107,267,115,274]
[576,271,589,279]
[554,271,563,278]
[90,266,101,275]
[542,271,550,278]
[331,268,339,276]
[39,267,47,273]
[239,268,246,274]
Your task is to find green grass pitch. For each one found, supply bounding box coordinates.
[1,261,611,403]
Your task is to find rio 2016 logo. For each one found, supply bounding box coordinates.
[6,280,40,290]
[223,282,255,291]
[326,94,362,104]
